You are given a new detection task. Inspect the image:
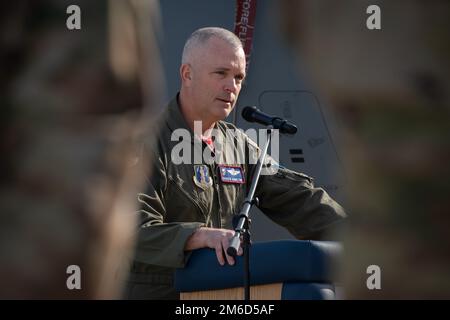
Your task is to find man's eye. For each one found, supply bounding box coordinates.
[215,71,225,75]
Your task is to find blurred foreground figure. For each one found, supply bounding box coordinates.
[279,0,450,298]
[0,0,163,298]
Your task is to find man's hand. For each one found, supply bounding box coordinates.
[184,227,243,266]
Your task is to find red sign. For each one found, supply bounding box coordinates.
[234,0,258,73]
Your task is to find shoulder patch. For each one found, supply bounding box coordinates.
[193,165,213,190]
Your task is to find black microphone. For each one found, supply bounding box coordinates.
[241,106,298,134]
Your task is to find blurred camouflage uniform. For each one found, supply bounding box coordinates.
[0,0,162,298]
[279,0,450,298]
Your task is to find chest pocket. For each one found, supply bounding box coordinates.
[220,182,245,225]
[166,175,207,223]
[217,164,246,225]
[193,181,214,217]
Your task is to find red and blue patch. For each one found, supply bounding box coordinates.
[193,165,212,190]
[218,165,245,184]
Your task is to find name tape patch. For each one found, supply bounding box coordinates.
[218,165,245,184]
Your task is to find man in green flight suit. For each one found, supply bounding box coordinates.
[125,27,347,299]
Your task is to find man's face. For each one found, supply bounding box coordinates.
[188,37,246,124]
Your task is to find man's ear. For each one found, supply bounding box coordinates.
[180,63,193,86]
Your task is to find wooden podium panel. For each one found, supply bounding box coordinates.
[180,283,282,300]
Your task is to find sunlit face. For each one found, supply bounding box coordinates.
[186,37,246,124]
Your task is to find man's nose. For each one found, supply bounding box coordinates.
[224,78,239,94]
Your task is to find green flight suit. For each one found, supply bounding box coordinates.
[125,94,346,299]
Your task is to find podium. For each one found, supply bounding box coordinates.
[175,240,342,300]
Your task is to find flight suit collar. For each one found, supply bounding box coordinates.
[165,93,223,147]
[166,93,193,135]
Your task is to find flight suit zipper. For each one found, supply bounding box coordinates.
[209,164,222,229]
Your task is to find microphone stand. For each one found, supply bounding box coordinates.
[227,126,274,301]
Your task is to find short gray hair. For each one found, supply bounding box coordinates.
[181,27,244,64]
